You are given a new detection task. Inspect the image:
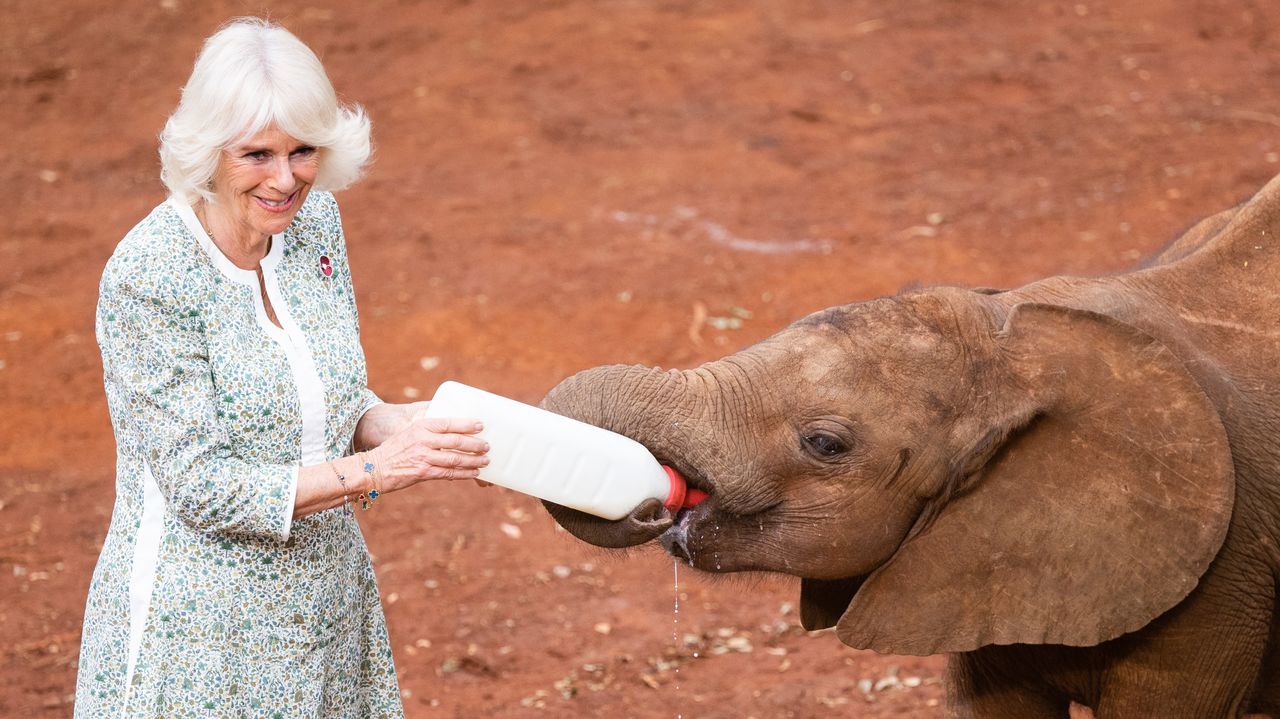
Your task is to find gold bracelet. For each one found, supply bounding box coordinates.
[328,462,352,516]
[357,451,380,510]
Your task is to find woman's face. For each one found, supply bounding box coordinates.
[208,124,318,239]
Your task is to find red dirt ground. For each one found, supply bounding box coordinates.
[4,2,1280,717]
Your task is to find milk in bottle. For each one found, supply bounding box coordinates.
[421,381,706,519]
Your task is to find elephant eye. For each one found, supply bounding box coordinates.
[803,432,850,458]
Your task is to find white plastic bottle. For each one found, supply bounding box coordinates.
[421,381,704,520]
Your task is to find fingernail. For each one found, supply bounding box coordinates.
[481,458,490,466]
[483,442,491,452]
[474,422,484,431]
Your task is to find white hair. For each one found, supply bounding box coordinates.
[159,17,372,204]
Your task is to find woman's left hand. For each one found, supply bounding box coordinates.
[354,402,427,450]
[355,402,492,487]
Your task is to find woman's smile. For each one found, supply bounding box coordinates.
[200,125,319,265]
[255,190,300,213]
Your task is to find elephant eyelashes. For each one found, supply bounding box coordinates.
[802,432,851,459]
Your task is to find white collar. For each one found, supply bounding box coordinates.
[168,196,284,286]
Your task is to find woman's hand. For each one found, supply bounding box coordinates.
[353,402,429,451]
[294,412,489,520]
[371,415,490,493]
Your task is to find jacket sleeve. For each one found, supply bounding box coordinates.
[358,388,383,422]
[97,262,299,543]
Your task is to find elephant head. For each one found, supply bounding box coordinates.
[540,287,1234,656]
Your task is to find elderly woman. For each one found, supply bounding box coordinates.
[74,18,487,717]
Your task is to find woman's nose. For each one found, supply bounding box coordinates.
[266,156,297,192]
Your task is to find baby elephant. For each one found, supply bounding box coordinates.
[540,173,1280,717]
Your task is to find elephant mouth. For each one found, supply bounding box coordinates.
[650,454,714,564]
[660,505,704,565]
[660,491,785,570]
[646,451,777,569]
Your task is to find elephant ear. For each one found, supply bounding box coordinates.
[832,302,1234,656]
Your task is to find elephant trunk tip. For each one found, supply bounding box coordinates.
[660,522,692,563]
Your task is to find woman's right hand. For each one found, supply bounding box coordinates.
[372,415,490,493]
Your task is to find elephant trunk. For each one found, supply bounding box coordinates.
[538,364,694,548]
[541,363,691,453]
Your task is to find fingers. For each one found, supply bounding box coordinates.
[426,447,488,470]
[411,440,489,483]
[424,432,489,455]
[408,416,488,455]
[380,414,497,486]
[406,454,485,482]
[419,464,486,482]
[416,415,484,435]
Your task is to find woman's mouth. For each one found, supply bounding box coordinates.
[255,191,297,213]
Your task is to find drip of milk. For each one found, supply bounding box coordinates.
[674,558,682,719]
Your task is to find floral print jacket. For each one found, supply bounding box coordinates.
[75,191,403,718]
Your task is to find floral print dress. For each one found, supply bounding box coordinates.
[75,191,404,718]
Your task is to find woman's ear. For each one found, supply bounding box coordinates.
[832,303,1234,656]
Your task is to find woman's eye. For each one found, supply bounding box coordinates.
[244,150,270,161]
[291,146,316,158]
[804,433,849,458]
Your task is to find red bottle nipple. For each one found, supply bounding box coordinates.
[683,487,709,508]
[662,466,709,511]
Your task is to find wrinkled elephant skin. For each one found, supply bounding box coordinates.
[540,174,1280,717]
